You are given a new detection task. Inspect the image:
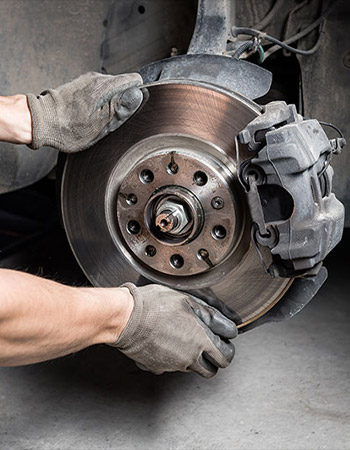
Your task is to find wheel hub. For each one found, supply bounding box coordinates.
[116,146,240,276]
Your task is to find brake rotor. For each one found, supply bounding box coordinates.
[61,81,292,328]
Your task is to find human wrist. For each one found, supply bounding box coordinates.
[0,95,32,144]
[80,286,135,346]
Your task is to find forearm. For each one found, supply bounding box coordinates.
[0,94,32,144]
[0,269,133,366]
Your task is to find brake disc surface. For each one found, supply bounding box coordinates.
[61,81,292,327]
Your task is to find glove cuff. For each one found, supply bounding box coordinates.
[112,283,159,350]
[26,92,62,150]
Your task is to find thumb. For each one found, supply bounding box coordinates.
[87,87,143,145]
[112,87,143,121]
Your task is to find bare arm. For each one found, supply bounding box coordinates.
[0,269,133,366]
[0,95,32,144]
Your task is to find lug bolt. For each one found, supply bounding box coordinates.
[211,196,224,210]
[126,193,138,205]
[145,245,157,257]
[140,169,154,184]
[193,171,208,186]
[212,225,227,240]
[170,254,184,269]
[127,220,141,234]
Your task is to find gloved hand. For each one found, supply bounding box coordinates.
[112,283,237,378]
[26,72,143,152]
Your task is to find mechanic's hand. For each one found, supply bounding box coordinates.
[112,283,237,378]
[26,72,143,152]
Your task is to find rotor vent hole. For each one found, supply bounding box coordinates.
[193,171,208,186]
[140,169,154,184]
[138,5,145,14]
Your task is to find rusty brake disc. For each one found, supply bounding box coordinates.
[61,81,292,328]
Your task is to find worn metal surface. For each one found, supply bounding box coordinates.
[61,81,292,327]
[140,54,272,99]
[0,0,114,193]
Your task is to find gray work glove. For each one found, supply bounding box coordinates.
[26,72,143,152]
[112,283,237,378]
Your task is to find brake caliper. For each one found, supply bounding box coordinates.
[238,101,345,278]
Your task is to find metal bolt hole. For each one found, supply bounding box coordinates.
[145,245,156,257]
[193,171,208,186]
[170,254,184,269]
[126,193,138,205]
[140,169,154,184]
[127,220,141,235]
[212,225,227,240]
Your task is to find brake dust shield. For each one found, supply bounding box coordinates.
[61,81,292,328]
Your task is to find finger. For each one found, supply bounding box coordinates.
[90,87,143,142]
[198,290,242,324]
[95,72,143,107]
[190,356,218,379]
[202,325,235,368]
[135,361,164,376]
[188,296,238,339]
[114,87,143,121]
[135,361,150,372]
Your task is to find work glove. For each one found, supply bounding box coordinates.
[26,72,143,152]
[112,283,237,378]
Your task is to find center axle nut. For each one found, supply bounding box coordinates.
[155,198,193,235]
